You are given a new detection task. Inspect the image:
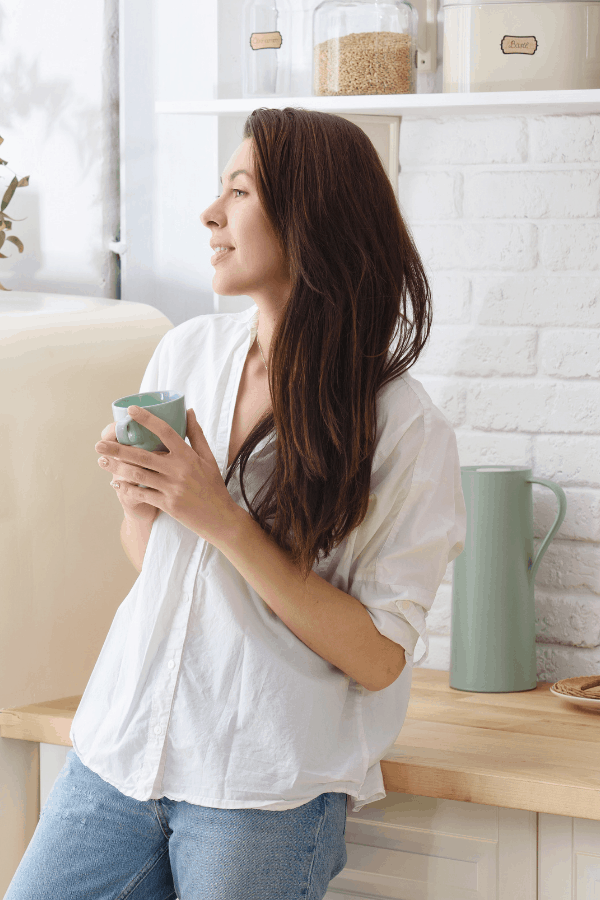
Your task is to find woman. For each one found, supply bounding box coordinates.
[6,108,466,899]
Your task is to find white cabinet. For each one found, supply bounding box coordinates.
[323,793,600,900]
[40,743,71,811]
[327,793,536,900]
[538,813,600,900]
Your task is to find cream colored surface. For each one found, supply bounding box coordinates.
[443,1,600,92]
[4,668,600,822]
[0,291,173,891]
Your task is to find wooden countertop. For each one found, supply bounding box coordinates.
[1,668,598,821]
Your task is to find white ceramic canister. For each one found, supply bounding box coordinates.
[443,0,600,91]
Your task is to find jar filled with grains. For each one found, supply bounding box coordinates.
[312,0,418,96]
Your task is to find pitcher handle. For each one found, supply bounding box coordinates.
[526,478,567,584]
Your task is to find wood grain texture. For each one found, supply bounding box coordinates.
[2,670,598,820]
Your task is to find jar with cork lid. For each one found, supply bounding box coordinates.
[312,0,418,96]
[242,0,292,97]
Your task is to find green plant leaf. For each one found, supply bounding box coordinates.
[7,235,24,252]
[17,176,29,187]
[1,176,18,212]
[0,158,7,166]
[0,231,5,249]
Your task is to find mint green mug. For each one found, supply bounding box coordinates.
[112,391,187,488]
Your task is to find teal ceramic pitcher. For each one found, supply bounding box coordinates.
[450,466,567,693]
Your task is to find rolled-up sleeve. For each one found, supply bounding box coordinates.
[351,388,467,668]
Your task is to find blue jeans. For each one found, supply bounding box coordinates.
[6,749,348,899]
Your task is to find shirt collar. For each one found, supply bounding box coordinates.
[245,304,260,340]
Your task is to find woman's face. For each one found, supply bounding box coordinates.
[200,138,290,304]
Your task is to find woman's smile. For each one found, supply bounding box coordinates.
[210,247,235,265]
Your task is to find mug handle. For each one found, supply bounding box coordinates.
[526,478,567,583]
[115,415,143,446]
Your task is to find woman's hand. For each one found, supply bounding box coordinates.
[95,406,239,545]
[96,420,160,526]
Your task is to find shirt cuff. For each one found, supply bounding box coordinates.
[360,588,431,668]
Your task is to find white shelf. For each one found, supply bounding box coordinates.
[155,89,600,119]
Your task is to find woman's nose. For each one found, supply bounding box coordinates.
[200,200,220,226]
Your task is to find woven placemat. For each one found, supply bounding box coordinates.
[551,676,600,699]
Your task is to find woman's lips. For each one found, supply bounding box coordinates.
[211,247,234,265]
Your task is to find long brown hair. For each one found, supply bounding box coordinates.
[224,108,432,582]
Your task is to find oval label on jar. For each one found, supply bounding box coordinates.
[250,31,283,50]
[500,35,538,55]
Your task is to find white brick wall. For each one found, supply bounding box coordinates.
[399,114,600,683]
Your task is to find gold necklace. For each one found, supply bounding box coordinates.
[256,334,268,373]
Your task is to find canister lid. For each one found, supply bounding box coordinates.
[443,0,590,6]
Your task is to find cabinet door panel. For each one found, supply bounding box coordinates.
[575,816,600,899]
[539,812,600,900]
[40,743,71,811]
[326,794,536,900]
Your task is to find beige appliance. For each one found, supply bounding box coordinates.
[0,291,172,894]
[443,0,600,91]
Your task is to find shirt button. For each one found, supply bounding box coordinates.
[168,660,175,669]
[402,600,411,610]
[154,725,162,735]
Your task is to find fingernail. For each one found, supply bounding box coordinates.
[99,457,109,467]
[111,481,120,489]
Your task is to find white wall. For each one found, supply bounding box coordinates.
[0,0,119,298]
[151,0,219,323]
[401,115,600,680]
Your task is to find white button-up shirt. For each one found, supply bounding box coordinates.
[70,304,466,813]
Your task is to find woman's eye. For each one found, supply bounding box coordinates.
[214,190,246,200]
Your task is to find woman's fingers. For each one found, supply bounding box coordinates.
[100,422,117,441]
[99,455,149,485]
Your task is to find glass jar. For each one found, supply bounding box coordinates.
[312,0,418,96]
[242,0,292,97]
